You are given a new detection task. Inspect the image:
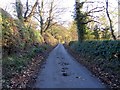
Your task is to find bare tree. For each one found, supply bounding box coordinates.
[15,0,38,22]
[24,0,38,22]
[105,0,116,40]
[34,0,66,35]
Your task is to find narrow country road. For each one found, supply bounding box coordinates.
[33,44,106,88]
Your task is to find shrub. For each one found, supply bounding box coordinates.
[70,40,120,74]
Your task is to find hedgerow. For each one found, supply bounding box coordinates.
[70,40,120,74]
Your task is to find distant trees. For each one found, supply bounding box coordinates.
[47,24,72,43]
[69,21,78,41]
[92,24,100,40]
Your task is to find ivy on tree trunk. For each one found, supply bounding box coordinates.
[75,0,87,42]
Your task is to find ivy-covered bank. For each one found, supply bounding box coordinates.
[69,40,120,88]
[2,44,52,88]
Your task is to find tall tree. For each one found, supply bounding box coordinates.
[105,0,116,40]
[15,0,38,22]
[34,0,66,35]
[74,0,105,42]
[75,0,87,42]
[16,0,23,21]
[24,0,38,22]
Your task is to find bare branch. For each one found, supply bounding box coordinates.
[81,20,100,24]
[24,0,29,18]
[24,0,38,22]
[87,6,105,14]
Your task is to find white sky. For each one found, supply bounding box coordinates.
[0,0,118,19]
[0,0,75,20]
[0,0,118,29]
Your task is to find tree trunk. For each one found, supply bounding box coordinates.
[16,0,24,21]
[106,0,116,40]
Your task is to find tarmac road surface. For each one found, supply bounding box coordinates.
[33,44,106,88]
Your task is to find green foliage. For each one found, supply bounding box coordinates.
[84,29,94,40]
[2,17,22,55]
[70,40,120,74]
[1,9,52,88]
[2,45,47,88]
[69,41,77,46]
[47,24,72,43]
[83,27,111,40]
[92,25,100,39]
[43,32,57,45]
[2,53,30,87]
[41,44,50,50]
[1,9,45,56]
[74,1,112,41]
[100,30,111,40]
[69,21,78,41]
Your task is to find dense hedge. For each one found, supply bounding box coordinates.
[70,40,120,74]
